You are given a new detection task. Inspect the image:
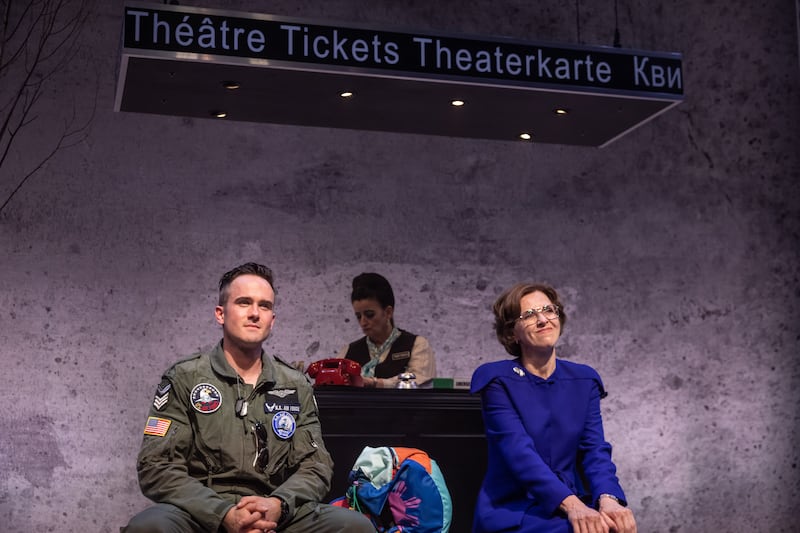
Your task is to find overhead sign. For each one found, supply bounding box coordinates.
[123,4,682,95]
[116,2,684,146]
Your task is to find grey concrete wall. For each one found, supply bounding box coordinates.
[0,0,797,531]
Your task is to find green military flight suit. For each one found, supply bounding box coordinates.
[123,341,373,533]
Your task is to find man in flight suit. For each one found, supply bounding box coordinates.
[123,263,373,533]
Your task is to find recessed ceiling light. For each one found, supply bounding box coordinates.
[519,133,532,141]
[554,108,569,115]
[211,110,227,118]
[222,81,240,90]
[340,91,354,98]
[451,99,465,107]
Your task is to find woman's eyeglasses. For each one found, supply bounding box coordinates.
[517,305,560,323]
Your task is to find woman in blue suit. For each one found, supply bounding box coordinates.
[471,283,637,533]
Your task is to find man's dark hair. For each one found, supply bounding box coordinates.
[351,272,395,309]
[218,263,275,305]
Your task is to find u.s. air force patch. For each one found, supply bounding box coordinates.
[271,411,296,439]
[265,388,300,415]
[191,383,222,413]
[153,381,171,411]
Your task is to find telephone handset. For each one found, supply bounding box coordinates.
[306,358,364,387]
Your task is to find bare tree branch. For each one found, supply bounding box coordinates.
[0,0,94,216]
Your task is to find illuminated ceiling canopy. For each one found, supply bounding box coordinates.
[116,2,684,147]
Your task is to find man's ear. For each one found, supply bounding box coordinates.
[214,305,224,325]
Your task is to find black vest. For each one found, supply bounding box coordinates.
[345,330,417,378]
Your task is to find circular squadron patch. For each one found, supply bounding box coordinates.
[271,411,296,439]
[191,383,222,413]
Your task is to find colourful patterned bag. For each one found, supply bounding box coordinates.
[333,446,452,532]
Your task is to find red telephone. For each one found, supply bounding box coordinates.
[306,358,364,387]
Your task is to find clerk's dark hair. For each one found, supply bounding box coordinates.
[218,262,275,305]
[351,272,395,309]
[493,283,566,357]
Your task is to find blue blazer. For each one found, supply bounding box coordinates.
[470,358,626,533]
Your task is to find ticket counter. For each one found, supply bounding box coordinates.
[315,387,486,532]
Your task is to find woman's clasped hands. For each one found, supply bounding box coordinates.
[561,494,637,533]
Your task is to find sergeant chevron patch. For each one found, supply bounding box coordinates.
[153,381,171,410]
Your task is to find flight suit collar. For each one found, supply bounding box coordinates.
[209,340,277,388]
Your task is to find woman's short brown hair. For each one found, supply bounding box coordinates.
[493,283,567,357]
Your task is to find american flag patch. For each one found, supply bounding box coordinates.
[144,416,172,437]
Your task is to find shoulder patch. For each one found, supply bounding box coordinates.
[144,416,172,437]
[153,380,171,410]
[191,383,222,413]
